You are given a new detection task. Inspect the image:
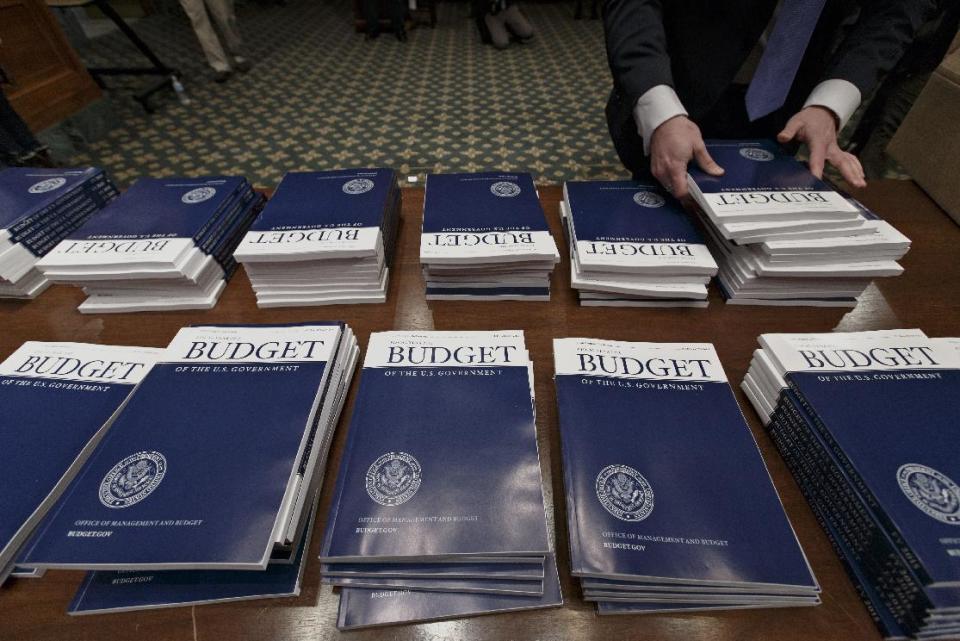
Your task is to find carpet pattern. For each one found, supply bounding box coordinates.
[67,0,628,188]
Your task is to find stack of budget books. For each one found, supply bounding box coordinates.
[0,341,162,585]
[36,176,265,313]
[420,173,560,301]
[687,140,910,307]
[18,322,359,615]
[321,330,562,629]
[742,330,960,640]
[233,169,401,307]
[553,337,820,615]
[559,180,717,307]
[0,167,118,299]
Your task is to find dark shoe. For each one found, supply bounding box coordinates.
[234,59,252,73]
[365,30,380,40]
[395,29,407,42]
[213,70,232,83]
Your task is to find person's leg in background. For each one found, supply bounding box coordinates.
[179,0,233,81]
[362,0,382,39]
[502,3,533,42]
[0,92,51,166]
[484,8,510,49]
[204,0,251,72]
[389,0,407,42]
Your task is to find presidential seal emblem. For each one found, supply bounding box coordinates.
[28,177,67,194]
[98,451,167,509]
[897,464,960,525]
[490,181,521,198]
[738,147,774,162]
[342,178,375,195]
[181,187,217,204]
[633,191,666,208]
[366,452,422,506]
[596,464,654,522]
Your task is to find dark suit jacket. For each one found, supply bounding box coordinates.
[604,0,939,175]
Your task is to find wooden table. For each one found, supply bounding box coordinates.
[1,180,958,641]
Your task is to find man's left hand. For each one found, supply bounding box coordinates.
[777,106,866,189]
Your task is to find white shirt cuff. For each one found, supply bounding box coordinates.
[633,85,688,156]
[803,79,862,130]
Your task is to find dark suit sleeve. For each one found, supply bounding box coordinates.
[603,0,674,104]
[824,0,940,96]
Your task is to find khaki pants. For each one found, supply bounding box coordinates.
[179,0,244,72]
[484,4,533,50]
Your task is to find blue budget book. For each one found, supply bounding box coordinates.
[321,560,544,580]
[67,506,317,615]
[687,140,857,219]
[564,180,715,274]
[423,172,546,233]
[244,170,394,234]
[326,574,543,596]
[336,553,562,630]
[690,140,821,191]
[760,332,960,588]
[552,338,818,590]
[768,393,912,639]
[234,169,397,262]
[420,173,557,264]
[0,168,106,231]
[66,177,246,241]
[320,331,549,562]
[18,323,343,571]
[0,342,161,576]
[425,286,550,297]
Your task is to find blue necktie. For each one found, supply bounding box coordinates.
[745,0,827,121]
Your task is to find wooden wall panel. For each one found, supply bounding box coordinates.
[0,0,101,132]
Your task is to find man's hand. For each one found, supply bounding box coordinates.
[778,106,866,188]
[649,116,723,199]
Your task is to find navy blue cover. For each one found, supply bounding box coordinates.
[555,368,816,588]
[565,181,704,244]
[327,574,543,595]
[422,173,548,233]
[786,369,960,587]
[321,560,544,579]
[7,172,112,241]
[766,396,912,638]
[0,366,135,566]
[0,168,105,231]
[19,347,331,569]
[321,364,548,560]
[336,554,562,629]
[425,286,550,297]
[689,140,832,195]
[68,507,313,614]
[66,177,246,241]
[249,169,395,232]
[596,601,763,614]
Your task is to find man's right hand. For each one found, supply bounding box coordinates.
[649,115,724,199]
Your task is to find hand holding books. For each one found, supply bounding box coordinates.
[686,140,910,307]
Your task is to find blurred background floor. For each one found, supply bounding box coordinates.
[64,0,627,187]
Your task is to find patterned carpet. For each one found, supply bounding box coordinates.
[68,0,627,188]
